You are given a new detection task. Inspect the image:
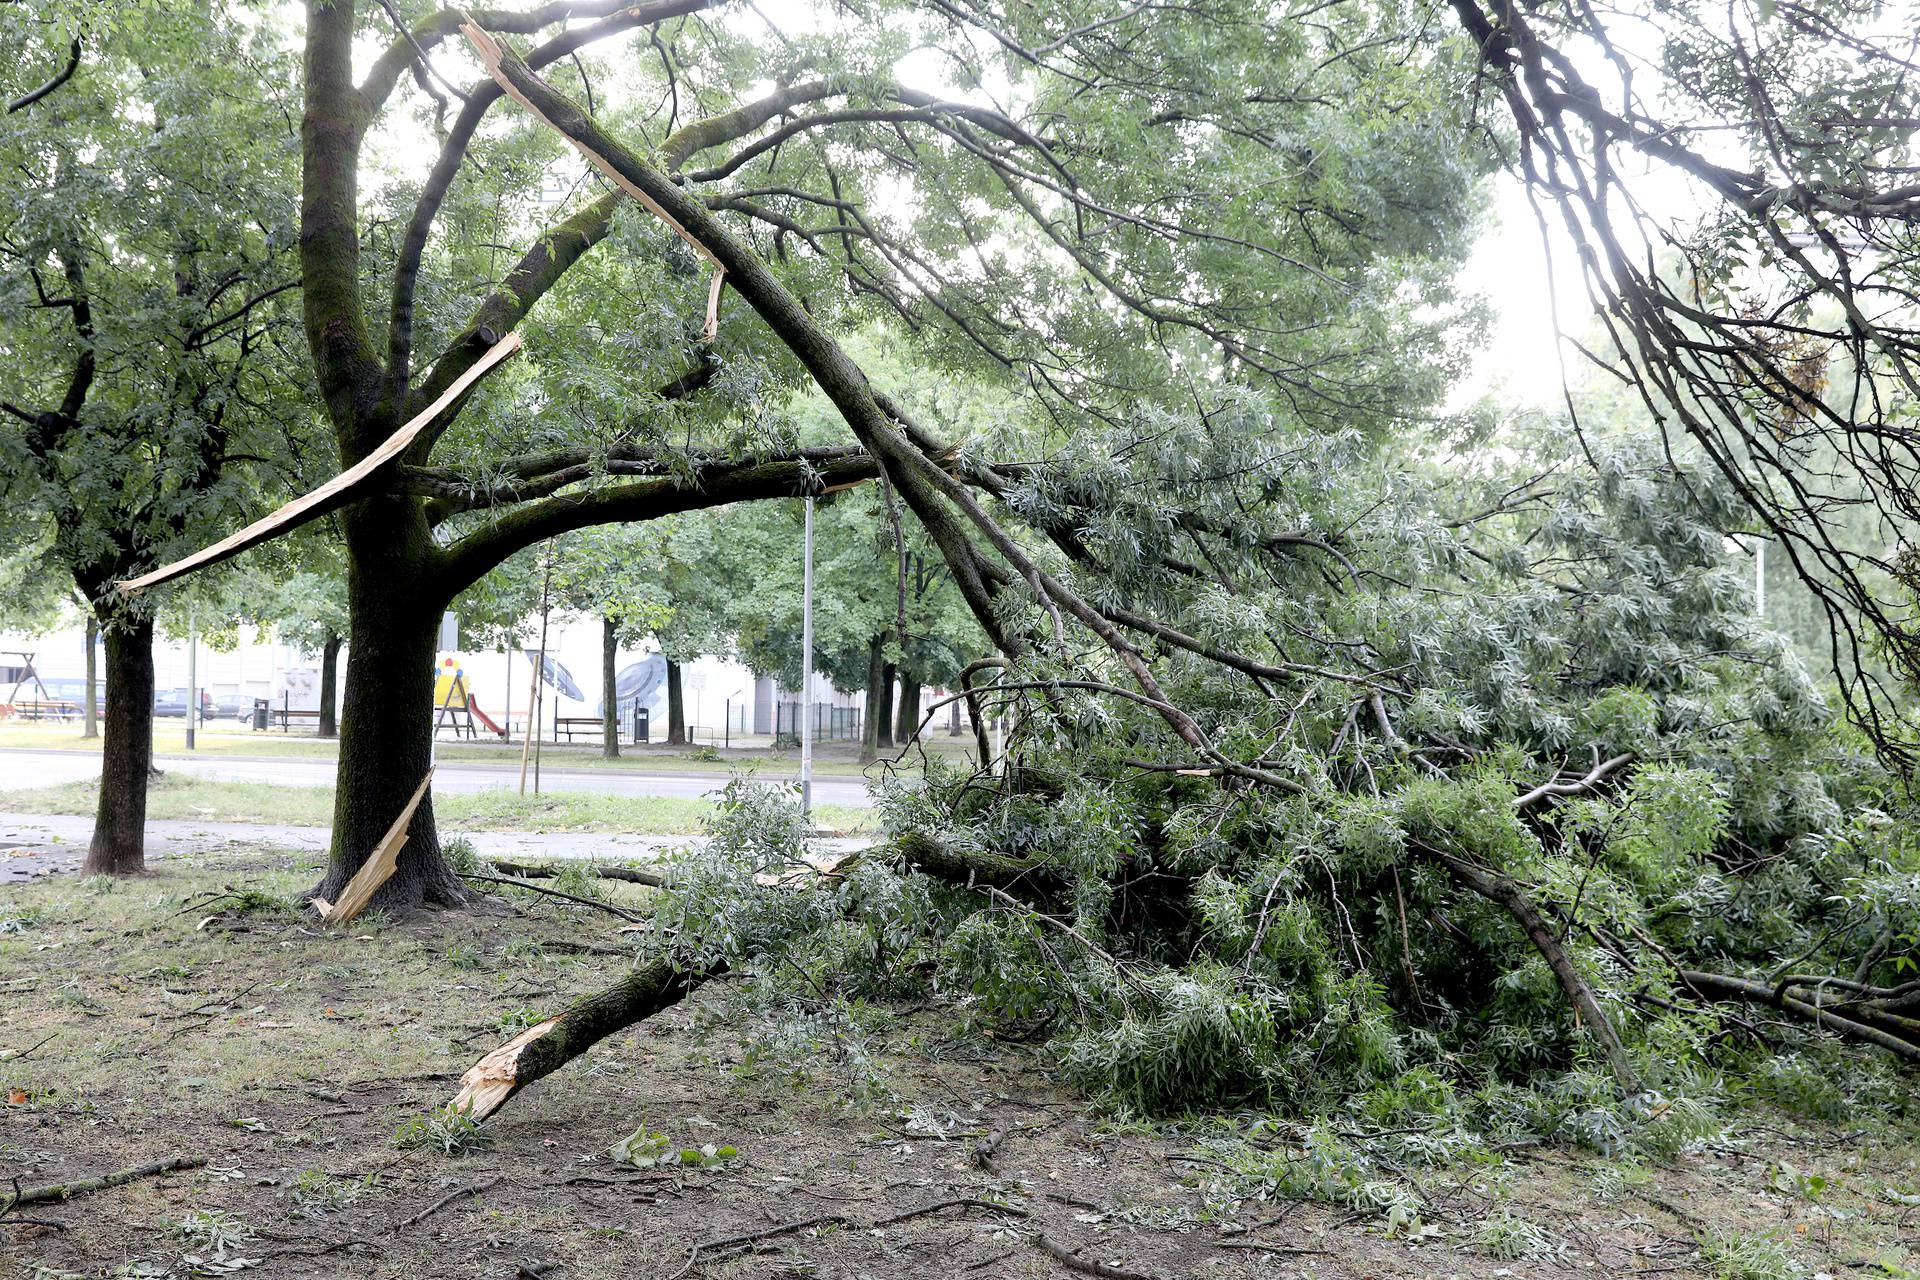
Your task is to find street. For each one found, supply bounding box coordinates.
[0,746,875,807]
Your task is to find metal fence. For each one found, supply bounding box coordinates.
[772,700,861,742]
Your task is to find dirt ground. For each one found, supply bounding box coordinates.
[3,845,1919,1280]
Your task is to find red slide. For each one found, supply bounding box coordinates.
[466,697,508,739]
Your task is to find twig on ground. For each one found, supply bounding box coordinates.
[395,1173,502,1228]
[870,1197,1029,1228]
[1,1156,205,1214]
[1033,1232,1166,1280]
[667,1214,851,1279]
[459,873,644,923]
[971,1121,1010,1169]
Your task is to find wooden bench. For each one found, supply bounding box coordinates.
[553,716,608,743]
[3,699,80,722]
[270,707,322,731]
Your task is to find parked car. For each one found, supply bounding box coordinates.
[153,689,216,719]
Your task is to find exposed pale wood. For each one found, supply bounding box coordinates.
[117,334,522,594]
[460,19,725,341]
[319,768,434,925]
[450,1016,561,1118]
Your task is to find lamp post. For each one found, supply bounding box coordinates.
[184,615,197,751]
[800,495,814,817]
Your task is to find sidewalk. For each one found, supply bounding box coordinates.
[0,811,872,884]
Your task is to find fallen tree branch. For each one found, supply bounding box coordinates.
[459,872,644,923]
[395,1174,502,1229]
[1,1156,205,1214]
[1419,842,1642,1094]
[1680,971,1920,1063]
[487,858,669,888]
[1034,1232,1166,1280]
[451,957,721,1120]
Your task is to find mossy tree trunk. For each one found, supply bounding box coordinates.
[81,612,99,739]
[602,614,620,759]
[665,656,687,745]
[859,634,885,764]
[85,614,154,876]
[895,673,921,745]
[318,631,341,738]
[314,495,466,910]
[875,661,896,749]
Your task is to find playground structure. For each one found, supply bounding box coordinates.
[433,658,507,739]
[0,651,76,721]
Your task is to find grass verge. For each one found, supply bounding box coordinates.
[0,773,874,835]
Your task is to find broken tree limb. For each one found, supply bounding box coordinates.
[394,1174,502,1229]
[460,18,726,341]
[316,768,434,925]
[1680,970,1920,1063]
[1,1156,205,1213]
[451,956,722,1120]
[488,858,669,888]
[1421,842,1643,1094]
[1034,1232,1166,1280]
[116,334,520,594]
[459,872,644,923]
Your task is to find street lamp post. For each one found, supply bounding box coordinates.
[800,495,814,817]
[185,615,197,751]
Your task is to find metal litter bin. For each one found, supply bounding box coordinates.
[251,698,270,731]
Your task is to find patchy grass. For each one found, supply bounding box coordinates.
[0,719,966,776]
[0,773,875,835]
[3,847,1919,1280]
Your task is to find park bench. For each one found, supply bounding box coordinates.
[553,716,608,743]
[2,699,80,722]
[269,707,322,731]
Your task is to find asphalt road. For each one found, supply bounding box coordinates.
[0,747,875,807]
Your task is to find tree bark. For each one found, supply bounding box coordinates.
[876,661,896,749]
[85,614,154,876]
[317,501,465,911]
[318,631,342,738]
[665,656,686,745]
[895,673,921,745]
[81,612,98,739]
[602,614,620,759]
[452,956,720,1120]
[859,634,885,764]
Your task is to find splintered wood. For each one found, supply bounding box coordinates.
[313,768,435,926]
[458,16,726,342]
[451,1016,560,1119]
[117,334,523,595]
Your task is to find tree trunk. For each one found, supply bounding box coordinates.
[319,509,465,911]
[85,614,154,876]
[876,661,896,749]
[895,674,921,745]
[452,957,720,1120]
[859,634,885,764]
[665,656,686,745]
[601,615,620,759]
[81,613,99,739]
[317,631,341,738]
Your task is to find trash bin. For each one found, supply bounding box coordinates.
[251,698,270,732]
[631,701,649,744]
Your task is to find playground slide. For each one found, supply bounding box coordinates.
[467,697,508,739]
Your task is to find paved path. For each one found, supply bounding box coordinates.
[0,811,872,884]
[0,747,875,806]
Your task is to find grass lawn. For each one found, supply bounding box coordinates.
[4,847,1919,1280]
[0,773,874,835]
[0,719,968,777]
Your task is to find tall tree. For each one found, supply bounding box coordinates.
[147,0,1482,908]
[1443,0,1920,761]
[0,0,303,872]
